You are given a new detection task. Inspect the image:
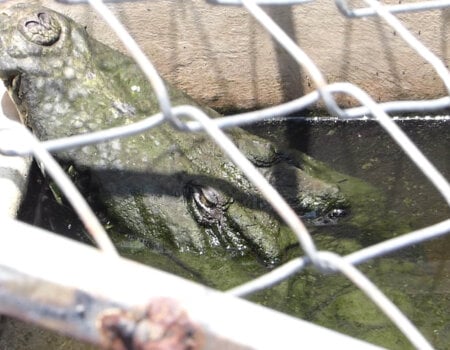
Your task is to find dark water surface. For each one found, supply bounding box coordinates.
[6,118,450,349]
[244,117,450,349]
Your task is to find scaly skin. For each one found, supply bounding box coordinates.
[0,4,348,263]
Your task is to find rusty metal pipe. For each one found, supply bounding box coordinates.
[0,219,383,349]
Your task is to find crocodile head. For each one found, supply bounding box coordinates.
[0,4,349,264]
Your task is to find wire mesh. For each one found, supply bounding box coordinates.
[1,0,449,349]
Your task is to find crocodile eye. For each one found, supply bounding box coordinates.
[187,183,223,212]
[20,11,61,46]
[184,182,232,225]
[195,186,220,210]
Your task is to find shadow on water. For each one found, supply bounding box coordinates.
[11,118,450,349]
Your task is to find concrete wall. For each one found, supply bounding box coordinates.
[5,0,450,111]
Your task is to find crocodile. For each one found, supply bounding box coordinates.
[0,3,349,264]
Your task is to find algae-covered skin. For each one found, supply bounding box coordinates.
[0,3,348,263]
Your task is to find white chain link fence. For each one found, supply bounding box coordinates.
[0,0,449,349]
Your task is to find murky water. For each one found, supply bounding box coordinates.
[6,118,450,349]
[245,117,450,349]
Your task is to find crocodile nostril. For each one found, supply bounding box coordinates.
[21,11,61,46]
[37,12,49,23]
[329,208,348,219]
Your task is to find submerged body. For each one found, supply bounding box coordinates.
[0,4,348,263]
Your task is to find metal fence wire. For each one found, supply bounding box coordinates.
[0,0,450,349]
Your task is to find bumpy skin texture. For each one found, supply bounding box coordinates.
[0,4,347,262]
